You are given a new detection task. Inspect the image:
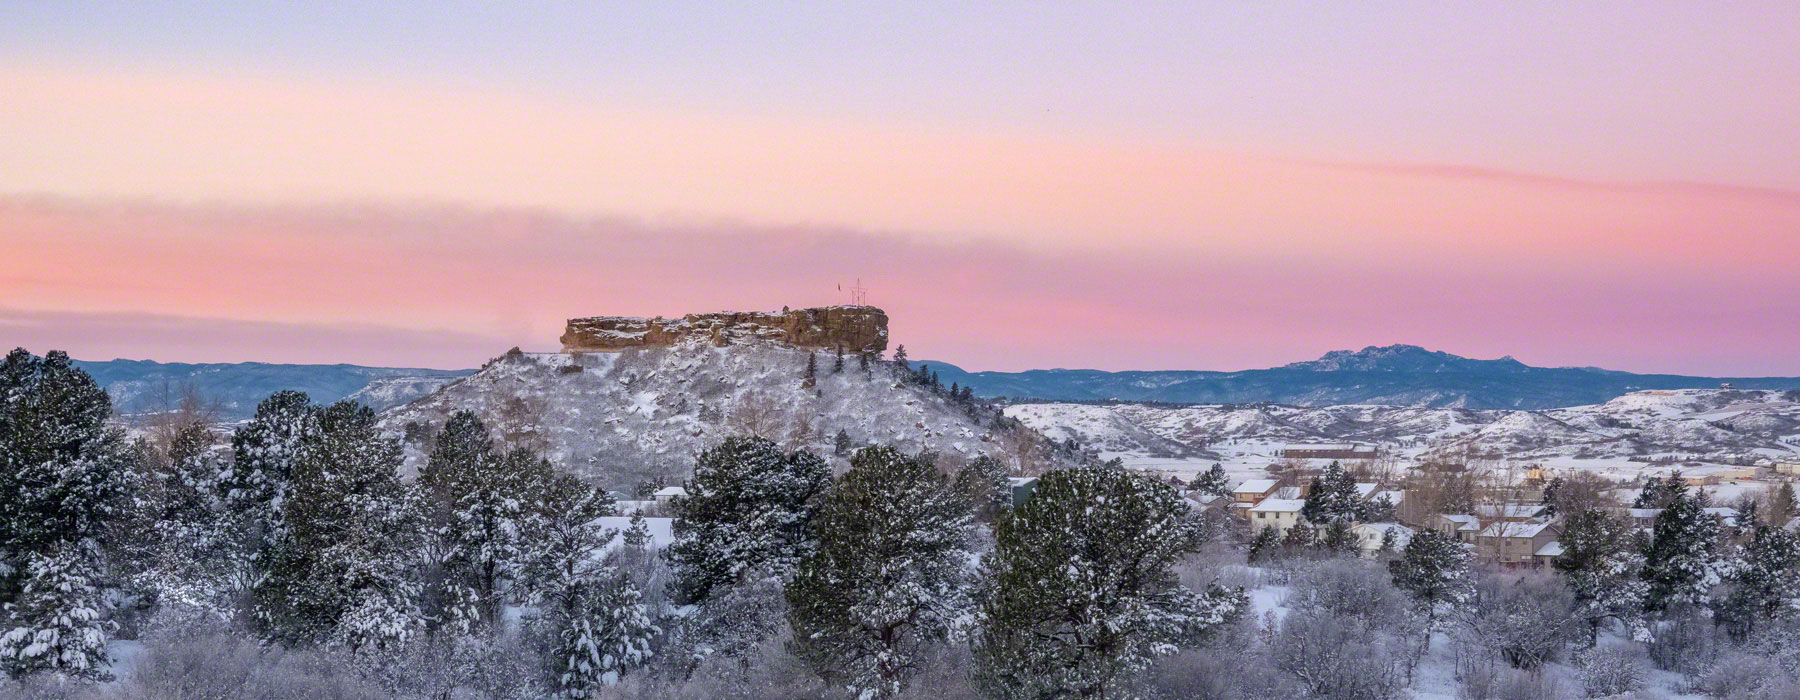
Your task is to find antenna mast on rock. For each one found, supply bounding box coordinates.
[843,278,868,305]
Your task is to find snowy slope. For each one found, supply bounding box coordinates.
[1007,389,1800,466]
[381,344,1057,490]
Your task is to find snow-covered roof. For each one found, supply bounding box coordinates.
[654,486,688,497]
[1534,541,1565,557]
[1440,514,1481,530]
[1249,498,1306,513]
[1233,479,1279,494]
[1007,477,1038,487]
[1474,504,1545,519]
[1354,483,1379,499]
[1186,493,1222,505]
[1353,522,1413,537]
[1627,508,1662,519]
[1479,521,1553,539]
[1374,490,1405,505]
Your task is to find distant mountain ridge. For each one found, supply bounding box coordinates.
[73,358,473,419]
[924,344,1800,410]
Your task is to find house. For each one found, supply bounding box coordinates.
[1278,443,1378,460]
[1434,514,1482,543]
[1351,522,1413,556]
[1353,482,1380,501]
[1532,540,1565,567]
[1775,461,1800,476]
[1476,521,1559,566]
[1247,499,1308,535]
[653,486,688,505]
[1007,477,1039,508]
[1473,503,1549,522]
[1232,479,1281,505]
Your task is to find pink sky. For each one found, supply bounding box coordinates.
[5,6,1800,374]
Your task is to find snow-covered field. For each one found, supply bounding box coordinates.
[1007,389,1800,485]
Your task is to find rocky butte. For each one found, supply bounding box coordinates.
[559,305,889,354]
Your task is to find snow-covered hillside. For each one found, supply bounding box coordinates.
[381,344,1056,490]
[1007,388,1800,469]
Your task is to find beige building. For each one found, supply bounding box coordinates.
[1248,498,1307,535]
[1476,521,1558,567]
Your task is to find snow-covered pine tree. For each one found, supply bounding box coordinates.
[1539,475,1567,520]
[954,454,1012,518]
[833,429,854,457]
[1301,461,1362,525]
[520,471,652,696]
[1190,463,1231,498]
[254,401,423,652]
[972,466,1247,699]
[802,352,818,389]
[0,349,132,680]
[787,446,974,697]
[137,420,239,623]
[1641,485,1723,612]
[623,511,653,550]
[1715,523,1800,640]
[892,345,909,372]
[1388,528,1471,628]
[0,548,113,681]
[1632,474,1684,509]
[665,436,830,605]
[419,412,534,635]
[223,390,319,560]
[1246,523,1282,563]
[1553,508,1648,645]
[1318,520,1359,554]
[833,346,846,374]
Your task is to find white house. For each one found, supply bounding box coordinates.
[653,486,688,505]
[1351,522,1413,556]
[1248,498,1307,535]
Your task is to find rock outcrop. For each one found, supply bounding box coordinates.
[560,305,888,354]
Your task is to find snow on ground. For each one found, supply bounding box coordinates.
[1008,388,1800,487]
[594,515,675,551]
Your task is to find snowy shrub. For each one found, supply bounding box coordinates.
[1574,647,1644,698]
[1144,642,1300,700]
[1455,653,1565,700]
[110,632,387,700]
[1272,611,1409,700]
[1455,574,1580,670]
[1692,651,1800,700]
[1644,607,1722,675]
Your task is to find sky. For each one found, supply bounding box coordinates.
[4,3,1800,374]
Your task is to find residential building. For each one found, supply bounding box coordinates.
[1248,498,1307,535]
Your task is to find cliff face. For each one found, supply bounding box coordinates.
[560,305,888,354]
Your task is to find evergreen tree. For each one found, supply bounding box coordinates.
[833,429,853,457]
[1539,475,1566,520]
[1389,528,1471,628]
[419,413,535,635]
[0,349,132,592]
[666,436,830,605]
[520,472,653,696]
[622,511,653,550]
[892,345,909,372]
[223,390,319,561]
[1189,463,1231,498]
[1715,524,1800,640]
[833,346,846,374]
[972,467,1246,699]
[1641,486,1722,612]
[860,351,872,375]
[1246,524,1282,564]
[802,353,818,389]
[1300,461,1363,525]
[1632,474,1684,509]
[138,421,238,622]
[0,349,131,681]
[0,548,112,681]
[1318,520,1359,554]
[254,401,423,652]
[954,455,1013,518]
[788,447,974,697]
[1553,509,1648,645]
